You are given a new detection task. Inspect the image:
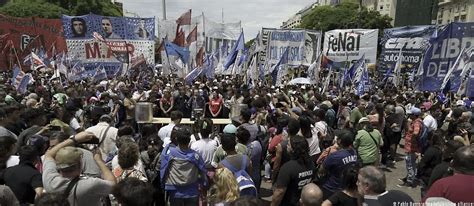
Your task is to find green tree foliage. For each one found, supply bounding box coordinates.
[0,0,67,18]
[0,0,122,18]
[299,1,392,32]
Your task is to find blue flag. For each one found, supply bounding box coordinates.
[356,64,369,96]
[271,48,289,86]
[11,64,20,85]
[224,31,245,70]
[348,54,365,80]
[165,40,190,64]
[185,67,203,85]
[382,67,393,83]
[17,74,31,94]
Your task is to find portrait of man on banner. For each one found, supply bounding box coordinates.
[71,17,87,38]
[135,19,150,39]
[304,32,318,65]
[101,17,121,39]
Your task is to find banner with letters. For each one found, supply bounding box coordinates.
[262,28,321,71]
[419,22,474,95]
[0,15,67,70]
[379,26,436,73]
[323,29,378,68]
[62,14,155,80]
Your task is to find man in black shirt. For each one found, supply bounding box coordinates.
[272,135,316,206]
[4,145,43,204]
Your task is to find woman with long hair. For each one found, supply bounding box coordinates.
[207,167,240,205]
[299,115,321,163]
[272,135,315,206]
[322,168,361,206]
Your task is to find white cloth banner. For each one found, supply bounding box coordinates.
[262,29,322,70]
[323,29,378,66]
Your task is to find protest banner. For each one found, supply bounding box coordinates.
[419,22,474,95]
[0,15,67,70]
[261,28,322,73]
[379,25,436,74]
[62,14,155,80]
[322,29,378,68]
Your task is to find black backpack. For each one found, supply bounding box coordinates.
[255,124,270,166]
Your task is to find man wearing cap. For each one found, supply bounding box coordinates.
[85,115,118,161]
[42,131,116,206]
[398,107,423,188]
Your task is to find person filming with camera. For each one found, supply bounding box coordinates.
[42,131,116,206]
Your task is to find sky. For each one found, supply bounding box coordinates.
[120,0,315,40]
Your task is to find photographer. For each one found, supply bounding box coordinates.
[42,131,116,206]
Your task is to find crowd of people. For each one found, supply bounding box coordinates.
[0,71,474,206]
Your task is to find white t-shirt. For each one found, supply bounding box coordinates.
[158,123,176,147]
[423,114,438,132]
[190,137,219,168]
[307,125,321,156]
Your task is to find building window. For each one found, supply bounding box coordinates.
[380,6,383,10]
[454,16,459,22]
[461,4,466,11]
[438,19,443,24]
[461,15,467,22]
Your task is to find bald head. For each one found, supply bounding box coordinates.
[452,145,474,174]
[300,183,323,206]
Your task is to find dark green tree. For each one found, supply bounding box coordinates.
[0,0,122,18]
[0,0,67,18]
[299,1,392,32]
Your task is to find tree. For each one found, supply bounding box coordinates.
[299,1,392,32]
[0,0,67,18]
[0,0,122,18]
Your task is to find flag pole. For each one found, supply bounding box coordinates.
[10,40,23,71]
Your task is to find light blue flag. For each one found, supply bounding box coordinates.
[165,40,190,64]
[224,31,245,70]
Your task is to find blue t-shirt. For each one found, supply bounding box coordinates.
[323,149,358,192]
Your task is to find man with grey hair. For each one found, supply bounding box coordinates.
[358,166,413,206]
[299,183,323,206]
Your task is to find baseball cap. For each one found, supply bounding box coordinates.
[407,107,421,115]
[322,100,333,108]
[456,100,465,106]
[223,124,237,134]
[55,146,83,170]
[358,117,370,124]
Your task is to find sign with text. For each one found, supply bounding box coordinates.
[323,29,378,67]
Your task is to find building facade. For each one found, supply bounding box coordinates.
[281,2,319,29]
[363,0,397,25]
[437,0,474,25]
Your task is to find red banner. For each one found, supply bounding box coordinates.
[0,14,67,70]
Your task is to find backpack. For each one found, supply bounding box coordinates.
[255,124,269,165]
[321,122,335,149]
[416,120,430,154]
[221,156,257,197]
